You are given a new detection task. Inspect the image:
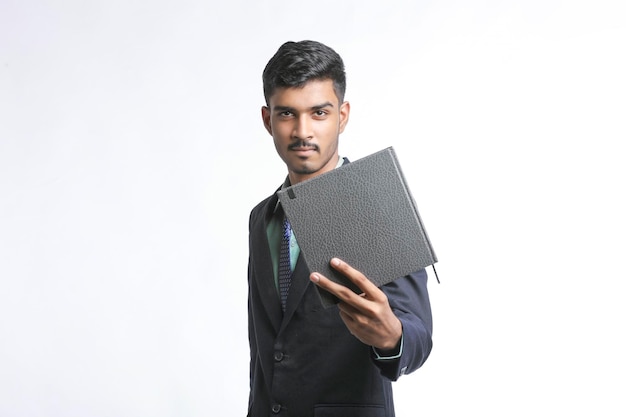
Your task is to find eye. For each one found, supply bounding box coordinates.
[279,110,294,117]
[314,110,328,118]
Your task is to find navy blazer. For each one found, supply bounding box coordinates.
[247,180,433,417]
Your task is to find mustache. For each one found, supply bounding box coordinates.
[288,141,319,151]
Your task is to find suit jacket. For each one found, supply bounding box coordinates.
[247,178,433,417]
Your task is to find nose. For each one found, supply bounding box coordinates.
[292,115,313,139]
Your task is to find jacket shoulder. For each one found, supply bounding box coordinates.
[249,191,277,228]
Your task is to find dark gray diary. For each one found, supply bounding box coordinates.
[277,146,437,307]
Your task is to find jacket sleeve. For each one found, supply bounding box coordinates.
[372,268,433,381]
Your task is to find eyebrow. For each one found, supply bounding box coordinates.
[273,102,335,113]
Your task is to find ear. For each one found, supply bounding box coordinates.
[261,106,272,136]
[338,101,350,133]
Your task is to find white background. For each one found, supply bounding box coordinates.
[1,1,625,416]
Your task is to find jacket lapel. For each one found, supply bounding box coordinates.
[251,193,283,334]
[280,252,311,330]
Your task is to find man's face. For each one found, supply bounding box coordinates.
[262,79,350,185]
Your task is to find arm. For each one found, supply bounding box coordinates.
[310,258,433,381]
[376,268,433,380]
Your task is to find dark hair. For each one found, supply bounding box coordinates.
[262,40,347,105]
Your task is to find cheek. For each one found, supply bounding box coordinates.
[272,122,292,141]
[320,121,341,139]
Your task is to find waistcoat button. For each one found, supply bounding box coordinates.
[271,404,281,413]
[274,351,284,362]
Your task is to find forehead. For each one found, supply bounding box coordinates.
[268,79,339,109]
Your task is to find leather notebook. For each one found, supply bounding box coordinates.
[277,146,437,307]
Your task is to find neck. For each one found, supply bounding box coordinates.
[288,156,341,185]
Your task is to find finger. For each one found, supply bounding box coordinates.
[310,272,367,306]
[329,258,385,302]
[337,301,362,320]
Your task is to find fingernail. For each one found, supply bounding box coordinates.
[311,273,320,283]
[331,258,341,267]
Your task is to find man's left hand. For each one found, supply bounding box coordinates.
[310,258,402,351]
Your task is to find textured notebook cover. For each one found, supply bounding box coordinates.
[277,146,437,307]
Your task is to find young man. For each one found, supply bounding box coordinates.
[247,40,433,417]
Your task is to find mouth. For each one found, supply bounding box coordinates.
[288,142,319,156]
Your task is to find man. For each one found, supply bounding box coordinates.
[247,40,433,417]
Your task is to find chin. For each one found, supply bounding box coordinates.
[293,165,317,175]
[287,159,319,176]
